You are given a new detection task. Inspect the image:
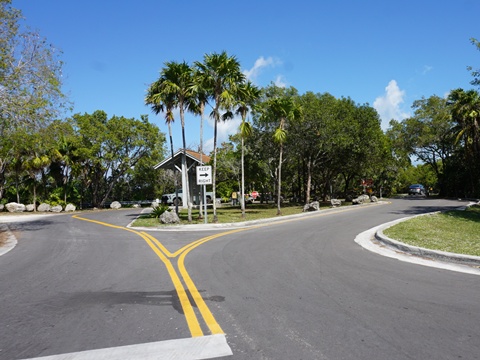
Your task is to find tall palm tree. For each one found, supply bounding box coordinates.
[262,96,301,215]
[233,81,260,218]
[194,51,246,222]
[191,69,211,219]
[160,61,196,222]
[145,79,179,214]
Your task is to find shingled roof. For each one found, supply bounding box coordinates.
[153,149,211,170]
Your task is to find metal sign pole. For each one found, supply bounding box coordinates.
[203,184,207,224]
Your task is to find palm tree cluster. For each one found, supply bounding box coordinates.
[145,51,260,222]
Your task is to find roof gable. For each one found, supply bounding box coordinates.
[153,149,211,170]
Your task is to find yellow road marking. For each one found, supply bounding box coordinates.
[138,232,204,337]
[72,203,386,338]
[73,215,204,337]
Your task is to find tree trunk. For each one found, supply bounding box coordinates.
[180,108,192,223]
[277,143,283,216]
[212,113,219,223]
[305,158,312,204]
[241,136,246,218]
[198,103,205,220]
[33,182,37,212]
[168,124,178,215]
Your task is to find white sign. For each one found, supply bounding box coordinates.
[196,166,212,185]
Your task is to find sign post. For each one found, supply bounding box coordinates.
[196,166,212,224]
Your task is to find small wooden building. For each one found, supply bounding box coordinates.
[153,149,211,208]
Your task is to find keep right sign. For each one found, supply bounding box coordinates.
[196,166,212,185]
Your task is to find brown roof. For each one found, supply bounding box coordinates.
[186,149,211,164]
[153,149,210,170]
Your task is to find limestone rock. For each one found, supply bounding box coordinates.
[110,201,122,209]
[51,205,63,213]
[352,194,370,205]
[65,204,76,212]
[303,201,320,212]
[330,199,342,207]
[38,203,51,212]
[6,202,25,212]
[26,204,36,212]
[159,210,180,224]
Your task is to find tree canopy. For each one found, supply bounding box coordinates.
[3,0,480,210]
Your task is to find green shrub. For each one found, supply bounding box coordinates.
[150,204,170,218]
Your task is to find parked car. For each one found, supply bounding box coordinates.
[408,184,425,195]
[161,189,213,205]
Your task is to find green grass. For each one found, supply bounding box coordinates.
[132,202,328,227]
[383,205,480,256]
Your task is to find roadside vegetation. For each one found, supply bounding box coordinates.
[1,0,480,225]
[383,205,480,256]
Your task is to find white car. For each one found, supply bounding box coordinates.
[161,190,213,205]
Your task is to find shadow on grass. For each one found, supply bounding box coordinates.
[445,205,480,222]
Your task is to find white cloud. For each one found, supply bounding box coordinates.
[373,80,409,129]
[243,56,281,82]
[203,117,242,153]
[274,75,287,88]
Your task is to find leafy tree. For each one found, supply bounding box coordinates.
[46,120,79,204]
[72,111,164,207]
[387,96,455,195]
[448,88,480,156]
[294,92,337,202]
[260,95,302,215]
[447,88,480,196]
[214,141,240,199]
[467,38,480,88]
[0,0,68,201]
[194,51,246,222]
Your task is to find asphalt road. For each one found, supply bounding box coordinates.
[0,197,478,360]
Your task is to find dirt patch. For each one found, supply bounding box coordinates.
[0,232,6,247]
[0,224,17,248]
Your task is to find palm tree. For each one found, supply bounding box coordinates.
[448,88,480,156]
[159,61,196,222]
[22,131,52,212]
[261,96,302,215]
[231,81,260,218]
[145,79,179,214]
[191,69,211,219]
[448,88,480,196]
[194,51,246,222]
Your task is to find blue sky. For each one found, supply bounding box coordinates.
[16,0,480,153]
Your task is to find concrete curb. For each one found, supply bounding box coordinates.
[129,201,389,231]
[374,211,480,268]
[0,223,18,257]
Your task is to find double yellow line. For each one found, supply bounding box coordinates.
[73,204,378,337]
[72,214,244,337]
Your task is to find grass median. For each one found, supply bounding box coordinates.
[132,202,326,227]
[383,205,480,256]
